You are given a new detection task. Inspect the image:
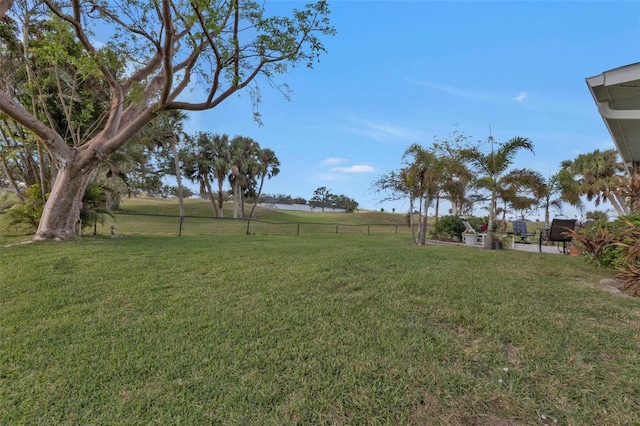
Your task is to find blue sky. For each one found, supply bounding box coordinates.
[183,0,640,219]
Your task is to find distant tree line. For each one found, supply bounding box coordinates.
[309,187,359,213]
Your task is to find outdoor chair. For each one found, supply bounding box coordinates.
[510,219,536,243]
[462,220,487,246]
[539,219,577,254]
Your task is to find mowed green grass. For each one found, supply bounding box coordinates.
[1,233,639,424]
[89,198,416,238]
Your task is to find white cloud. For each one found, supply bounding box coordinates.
[330,165,376,173]
[513,92,528,102]
[320,157,349,166]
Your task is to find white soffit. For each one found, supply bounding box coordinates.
[586,63,640,174]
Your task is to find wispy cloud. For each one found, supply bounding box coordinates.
[513,92,528,102]
[405,78,495,101]
[337,112,423,144]
[320,157,349,166]
[330,165,376,173]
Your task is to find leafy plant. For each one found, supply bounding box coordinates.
[0,190,18,212]
[6,184,45,230]
[80,184,115,230]
[613,217,640,297]
[567,223,617,267]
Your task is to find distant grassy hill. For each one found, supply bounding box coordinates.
[119,197,410,226]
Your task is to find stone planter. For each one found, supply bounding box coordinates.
[463,233,478,246]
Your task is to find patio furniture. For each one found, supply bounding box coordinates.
[510,219,536,243]
[539,219,577,254]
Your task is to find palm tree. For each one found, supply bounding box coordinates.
[146,110,189,219]
[229,136,259,218]
[537,171,584,225]
[560,149,627,216]
[499,168,546,226]
[402,144,443,245]
[182,133,218,216]
[461,136,535,249]
[210,134,231,218]
[371,166,422,242]
[250,148,280,218]
[614,173,640,213]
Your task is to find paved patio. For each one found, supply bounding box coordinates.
[425,238,571,255]
[513,241,568,255]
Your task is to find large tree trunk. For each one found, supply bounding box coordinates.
[0,0,15,19]
[35,165,91,240]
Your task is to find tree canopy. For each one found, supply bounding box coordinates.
[0,0,335,239]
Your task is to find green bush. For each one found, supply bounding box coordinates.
[434,215,497,240]
[434,215,465,239]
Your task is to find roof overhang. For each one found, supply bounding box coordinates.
[586,63,640,174]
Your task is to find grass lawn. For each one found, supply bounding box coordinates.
[1,233,638,424]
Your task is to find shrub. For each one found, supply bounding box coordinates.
[0,190,18,212]
[613,216,640,297]
[569,223,617,267]
[6,184,45,231]
[434,215,465,240]
[569,212,640,296]
[80,184,115,230]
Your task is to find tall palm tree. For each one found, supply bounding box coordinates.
[182,133,218,216]
[560,149,628,216]
[148,111,188,219]
[210,134,231,218]
[614,173,640,213]
[250,148,280,218]
[403,144,443,245]
[371,166,422,242]
[461,136,535,249]
[229,136,259,218]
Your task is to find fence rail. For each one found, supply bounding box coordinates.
[0,211,439,241]
[100,213,416,237]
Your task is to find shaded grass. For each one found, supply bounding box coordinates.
[1,234,639,424]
